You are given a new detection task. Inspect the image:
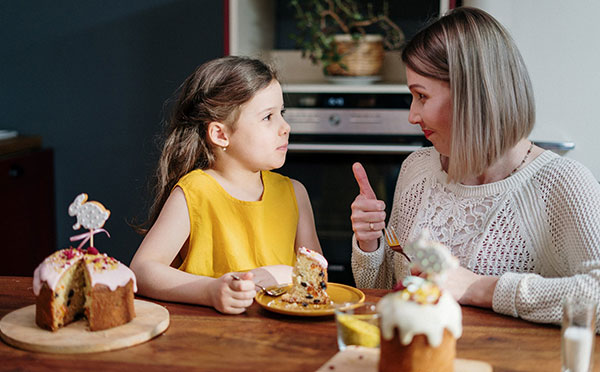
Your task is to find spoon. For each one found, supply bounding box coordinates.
[231,274,287,297]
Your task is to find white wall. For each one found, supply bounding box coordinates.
[464,0,600,179]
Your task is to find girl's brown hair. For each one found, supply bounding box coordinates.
[139,56,277,233]
[402,7,535,182]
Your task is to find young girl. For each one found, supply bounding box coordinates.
[131,56,322,314]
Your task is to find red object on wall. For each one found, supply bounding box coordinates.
[223,0,229,55]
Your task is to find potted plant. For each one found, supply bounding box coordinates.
[289,0,404,77]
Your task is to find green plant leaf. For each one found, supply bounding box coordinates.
[287,0,404,67]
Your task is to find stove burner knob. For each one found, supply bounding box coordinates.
[328,114,341,126]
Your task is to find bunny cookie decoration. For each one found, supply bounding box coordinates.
[68,193,111,249]
[390,229,460,305]
[402,228,458,286]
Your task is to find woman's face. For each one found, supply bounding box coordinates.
[406,67,453,156]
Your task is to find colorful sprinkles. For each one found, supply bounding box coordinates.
[392,276,441,305]
[46,247,118,273]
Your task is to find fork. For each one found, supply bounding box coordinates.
[384,227,411,262]
[231,274,288,297]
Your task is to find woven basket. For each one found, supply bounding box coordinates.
[325,34,384,76]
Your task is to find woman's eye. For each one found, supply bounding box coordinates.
[410,92,426,102]
[263,113,272,121]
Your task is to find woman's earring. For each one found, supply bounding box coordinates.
[221,146,227,152]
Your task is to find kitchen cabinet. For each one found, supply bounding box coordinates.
[0,137,56,276]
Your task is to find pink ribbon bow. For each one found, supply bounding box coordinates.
[69,228,111,249]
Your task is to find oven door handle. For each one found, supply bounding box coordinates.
[288,143,424,154]
[532,141,575,152]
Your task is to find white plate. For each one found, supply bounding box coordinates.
[0,130,18,140]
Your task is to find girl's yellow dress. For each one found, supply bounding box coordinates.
[176,169,298,277]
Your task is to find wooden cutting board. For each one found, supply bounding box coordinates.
[0,299,169,354]
[315,345,492,372]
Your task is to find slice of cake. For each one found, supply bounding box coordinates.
[281,247,330,306]
[377,229,462,372]
[33,247,137,331]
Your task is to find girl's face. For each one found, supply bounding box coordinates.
[227,80,290,172]
[406,68,453,156]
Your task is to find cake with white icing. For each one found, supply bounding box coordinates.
[377,229,462,372]
[33,193,137,331]
[281,247,330,306]
[33,247,137,331]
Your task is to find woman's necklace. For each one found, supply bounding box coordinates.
[507,141,533,178]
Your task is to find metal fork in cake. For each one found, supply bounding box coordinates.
[384,227,411,262]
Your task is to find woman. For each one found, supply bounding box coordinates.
[350,7,600,330]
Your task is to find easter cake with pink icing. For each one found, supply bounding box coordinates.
[33,193,137,332]
[33,247,137,331]
[281,247,330,306]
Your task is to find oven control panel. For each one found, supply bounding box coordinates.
[283,92,421,136]
[285,108,421,135]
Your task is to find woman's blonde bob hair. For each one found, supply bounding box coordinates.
[402,7,535,181]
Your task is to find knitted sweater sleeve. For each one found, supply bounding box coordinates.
[493,158,600,331]
[351,234,397,288]
[351,150,425,288]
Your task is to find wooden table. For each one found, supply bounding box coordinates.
[0,276,597,371]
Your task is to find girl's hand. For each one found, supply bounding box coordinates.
[351,163,386,252]
[210,272,256,314]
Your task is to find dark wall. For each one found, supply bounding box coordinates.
[1,1,224,264]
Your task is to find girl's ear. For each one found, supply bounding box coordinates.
[207,121,230,148]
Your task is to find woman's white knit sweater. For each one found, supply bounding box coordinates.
[352,147,600,330]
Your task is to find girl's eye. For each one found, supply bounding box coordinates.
[263,113,272,121]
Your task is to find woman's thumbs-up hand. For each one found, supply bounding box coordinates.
[350,162,386,252]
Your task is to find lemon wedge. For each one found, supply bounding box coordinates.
[336,314,380,348]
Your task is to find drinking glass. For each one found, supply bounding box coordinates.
[334,302,380,351]
[562,297,597,372]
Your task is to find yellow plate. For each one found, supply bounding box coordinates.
[255,282,365,316]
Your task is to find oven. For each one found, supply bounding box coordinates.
[279,86,428,286]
